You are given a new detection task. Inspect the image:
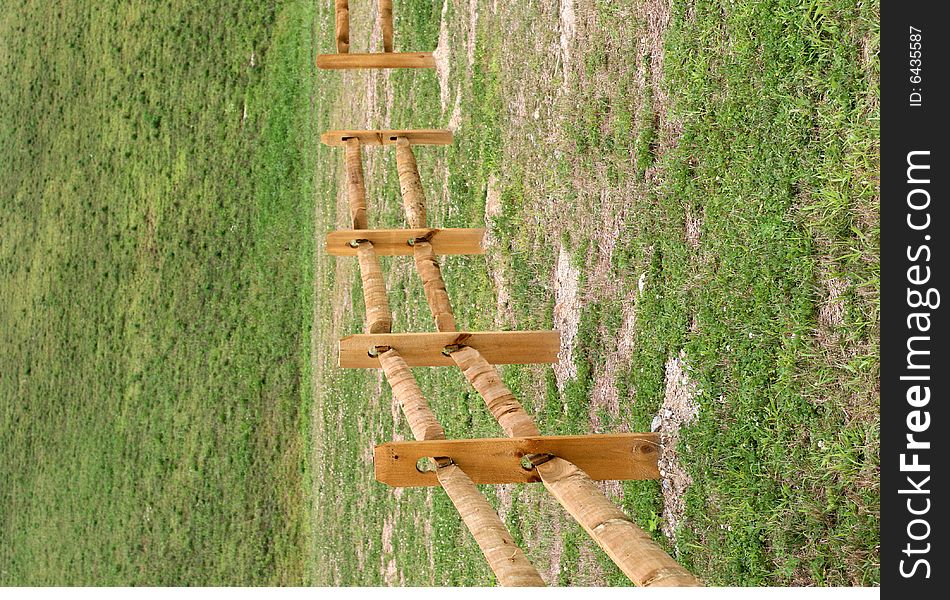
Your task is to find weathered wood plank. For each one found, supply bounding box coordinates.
[317,52,435,69]
[338,330,560,368]
[321,129,453,147]
[375,434,660,487]
[325,228,485,256]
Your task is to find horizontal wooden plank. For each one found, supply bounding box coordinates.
[317,52,435,69]
[326,228,485,256]
[339,330,560,368]
[321,129,453,147]
[374,434,661,487]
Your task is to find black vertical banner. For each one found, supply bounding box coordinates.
[882,1,948,594]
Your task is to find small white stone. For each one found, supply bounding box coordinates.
[651,415,662,432]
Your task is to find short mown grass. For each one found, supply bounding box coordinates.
[1,0,321,585]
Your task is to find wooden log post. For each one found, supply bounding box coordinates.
[355,241,393,334]
[413,241,456,332]
[437,464,546,586]
[344,138,367,230]
[393,136,458,332]
[395,137,427,228]
[378,349,446,441]
[377,349,545,587]
[536,458,701,587]
[450,346,701,587]
[379,0,394,53]
[449,346,541,438]
[335,0,349,54]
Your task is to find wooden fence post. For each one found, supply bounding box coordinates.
[317,52,436,69]
[536,458,700,586]
[449,346,541,438]
[413,241,456,332]
[335,0,349,54]
[356,241,393,334]
[395,137,427,228]
[377,349,545,586]
[379,0,394,53]
[449,346,701,586]
[338,331,560,368]
[344,138,368,230]
[326,228,486,257]
[378,349,445,441]
[375,434,661,487]
[322,130,454,147]
[437,464,546,586]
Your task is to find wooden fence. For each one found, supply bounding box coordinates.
[320,127,701,587]
[317,1,436,69]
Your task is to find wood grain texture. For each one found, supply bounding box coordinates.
[537,458,702,586]
[378,349,544,586]
[375,434,660,487]
[413,242,456,331]
[321,129,453,146]
[326,228,485,256]
[355,242,392,334]
[334,0,349,53]
[344,138,367,229]
[450,346,541,438]
[395,137,427,227]
[437,464,546,586]
[378,0,394,53]
[316,52,435,69]
[377,349,445,441]
[338,330,560,368]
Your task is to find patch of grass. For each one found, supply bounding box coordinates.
[1,0,319,585]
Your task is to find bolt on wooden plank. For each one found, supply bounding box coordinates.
[325,228,486,256]
[338,331,560,368]
[374,433,661,487]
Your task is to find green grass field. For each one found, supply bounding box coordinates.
[1,0,324,584]
[2,0,878,587]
